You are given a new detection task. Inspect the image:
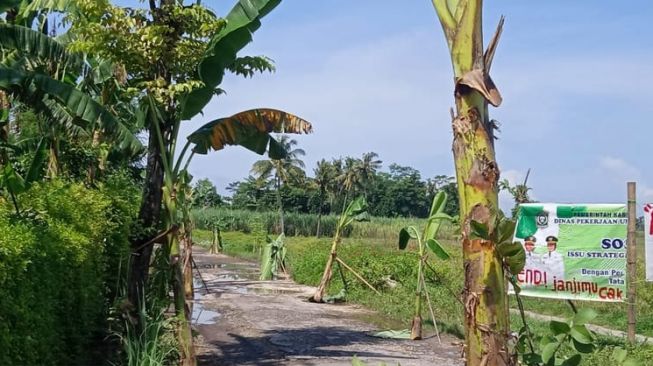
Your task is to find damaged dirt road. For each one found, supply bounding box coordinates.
[192,248,463,366]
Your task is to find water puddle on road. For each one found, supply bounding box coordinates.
[246,287,301,295]
[196,263,227,269]
[192,301,221,325]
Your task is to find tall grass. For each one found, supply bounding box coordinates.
[116,296,178,366]
[192,208,457,240]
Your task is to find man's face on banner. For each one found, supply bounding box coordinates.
[547,241,557,252]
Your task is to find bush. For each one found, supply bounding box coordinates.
[0,177,139,365]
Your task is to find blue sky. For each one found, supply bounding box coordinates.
[121,1,653,211]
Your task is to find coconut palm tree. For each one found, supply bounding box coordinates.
[337,156,362,212]
[251,135,306,234]
[357,151,382,196]
[313,159,336,237]
[499,169,533,217]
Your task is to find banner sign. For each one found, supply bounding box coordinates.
[644,204,653,281]
[511,203,627,302]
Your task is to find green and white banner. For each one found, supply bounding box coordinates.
[511,203,627,302]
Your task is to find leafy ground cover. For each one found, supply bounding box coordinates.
[194,229,653,365]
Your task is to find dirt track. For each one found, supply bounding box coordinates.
[192,248,464,366]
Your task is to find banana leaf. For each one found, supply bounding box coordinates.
[181,0,282,119]
[187,108,312,159]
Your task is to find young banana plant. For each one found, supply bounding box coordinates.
[209,219,225,254]
[398,191,452,340]
[259,233,287,280]
[311,196,375,303]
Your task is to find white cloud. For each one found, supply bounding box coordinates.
[181,28,459,192]
[599,156,653,204]
[174,3,653,208]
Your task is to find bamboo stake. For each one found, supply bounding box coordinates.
[627,182,637,343]
[335,257,380,295]
[191,256,210,294]
[421,270,442,344]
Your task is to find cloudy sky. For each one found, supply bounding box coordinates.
[122,0,653,212]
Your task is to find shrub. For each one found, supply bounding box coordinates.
[0,178,139,365]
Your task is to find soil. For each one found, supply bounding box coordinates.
[192,248,464,366]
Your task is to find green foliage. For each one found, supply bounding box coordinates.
[183,0,282,119]
[67,0,226,106]
[398,192,451,258]
[499,169,533,218]
[116,295,178,366]
[0,178,137,365]
[192,178,223,208]
[192,207,458,240]
[470,215,526,275]
[259,233,287,280]
[516,308,638,366]
[225,153,460,220]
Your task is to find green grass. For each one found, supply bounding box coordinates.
[194,230,653,365]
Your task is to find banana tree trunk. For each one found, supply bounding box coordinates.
[182,230,194,316]
[87,129,102,183]
[311,228,341,302]
[276,176,285,235]
[312,250,335,303]
[172,249,195,366]
[411,255,425,340]
[47,140,59,178]
[432,1,510,365]
[210,226,220,254]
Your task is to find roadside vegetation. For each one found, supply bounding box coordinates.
[194,227,653,365]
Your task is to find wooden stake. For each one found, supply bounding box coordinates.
[420,271,442,344]
[191,256,210,294]
[627,182,637,343]
[334,257,381,295]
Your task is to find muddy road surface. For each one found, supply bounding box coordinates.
[192,248,463,366]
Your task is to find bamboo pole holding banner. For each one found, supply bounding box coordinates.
[627,182,637,343]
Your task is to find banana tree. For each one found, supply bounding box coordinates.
[126,1,282,316]
[0,137,47,213]
[398,191,452,340]
[430,0,512,364]
[151,106,312,365]
[0,23,141,180]
[311,196,380,303]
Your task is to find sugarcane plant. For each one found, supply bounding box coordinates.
[259,233,287,280]
[398,191,452,341]
[310,196,380,303]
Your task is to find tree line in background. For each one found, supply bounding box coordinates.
[192,142,461,221]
